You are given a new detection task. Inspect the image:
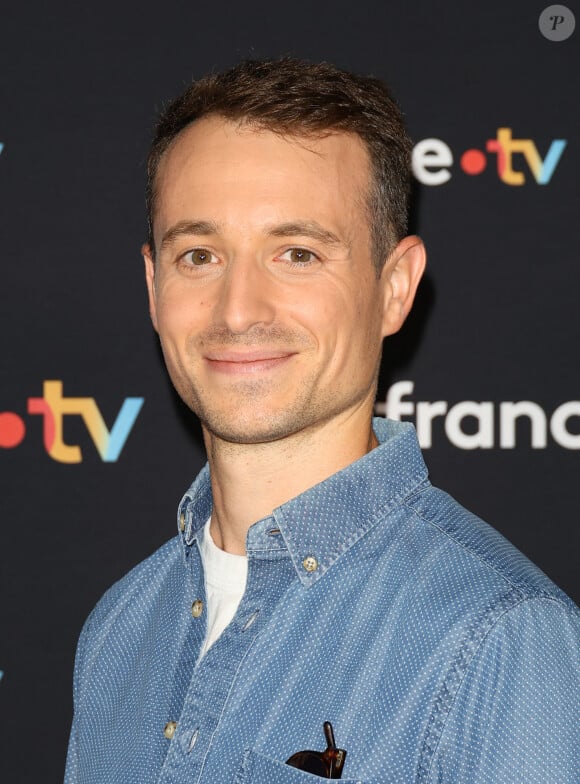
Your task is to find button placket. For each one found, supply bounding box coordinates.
[163,537,296,778]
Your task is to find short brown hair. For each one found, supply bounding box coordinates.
[146,58,411,272]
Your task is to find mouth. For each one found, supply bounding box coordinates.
[203,349,297,375]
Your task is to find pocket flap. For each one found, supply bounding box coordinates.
[234,748,364,783]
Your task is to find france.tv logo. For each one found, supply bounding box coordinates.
[412,128,567,185]
[0,381,144,463]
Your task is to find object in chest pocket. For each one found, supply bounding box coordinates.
[285,721,347,779]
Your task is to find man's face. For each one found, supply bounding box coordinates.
[145,116,408,446]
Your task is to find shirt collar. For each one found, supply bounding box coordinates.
[177,419,428,586]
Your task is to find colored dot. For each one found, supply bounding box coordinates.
[460,148,487,175]
[0,412,26,448]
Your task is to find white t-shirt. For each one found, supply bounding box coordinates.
[198,518,248,657]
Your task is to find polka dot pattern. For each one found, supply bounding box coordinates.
[65,419,580,783]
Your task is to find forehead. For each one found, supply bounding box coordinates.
[152,117,372,239]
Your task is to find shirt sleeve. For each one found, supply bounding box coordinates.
[427,596,580,784]
[64,613,93,784]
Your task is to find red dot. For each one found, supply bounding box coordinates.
[460,148,487,175]
[0,412,26,448]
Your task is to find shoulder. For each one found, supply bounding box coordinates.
[384,482,579,705]
[400,488,580,783]
[402,483,575,608]
[75,536,184,663]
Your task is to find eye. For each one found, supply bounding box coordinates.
[181,248,218,266]
[277,248,319,266]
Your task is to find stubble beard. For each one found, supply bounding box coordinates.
[184,374,330,446]
[163,325,382,447]
[164,325,329,446]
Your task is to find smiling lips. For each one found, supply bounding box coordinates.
[204,350,297,375]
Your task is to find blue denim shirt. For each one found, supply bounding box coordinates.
[65,419,579,783]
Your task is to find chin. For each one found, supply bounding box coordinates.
[191,394,329,446]
[199,412,306,446]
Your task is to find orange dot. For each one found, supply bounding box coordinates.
[460,148,487,175]
[0,412,26,448]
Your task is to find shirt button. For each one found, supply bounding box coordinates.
[179,512,186,532]
[302,555,318,572]
[163,721,177,739]
[191,599,204,618]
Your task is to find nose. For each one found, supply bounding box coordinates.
[212,256,277,334]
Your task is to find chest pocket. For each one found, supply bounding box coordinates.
[234,748,364,783]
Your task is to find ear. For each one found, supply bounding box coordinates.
[380,235,426,337]
[142,243,159,332]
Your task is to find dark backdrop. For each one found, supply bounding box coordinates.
[1,2,578,780]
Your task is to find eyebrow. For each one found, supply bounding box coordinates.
[265,221,346,249]
[158,218,347,252]
[159,220,219,252]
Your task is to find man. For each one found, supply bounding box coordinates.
[65,59,579,783]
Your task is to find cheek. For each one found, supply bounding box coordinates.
[290,297,346,352]
[155,283,208,340]
[291,278,380,357]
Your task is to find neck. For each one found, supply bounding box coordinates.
[204,406,378,555]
